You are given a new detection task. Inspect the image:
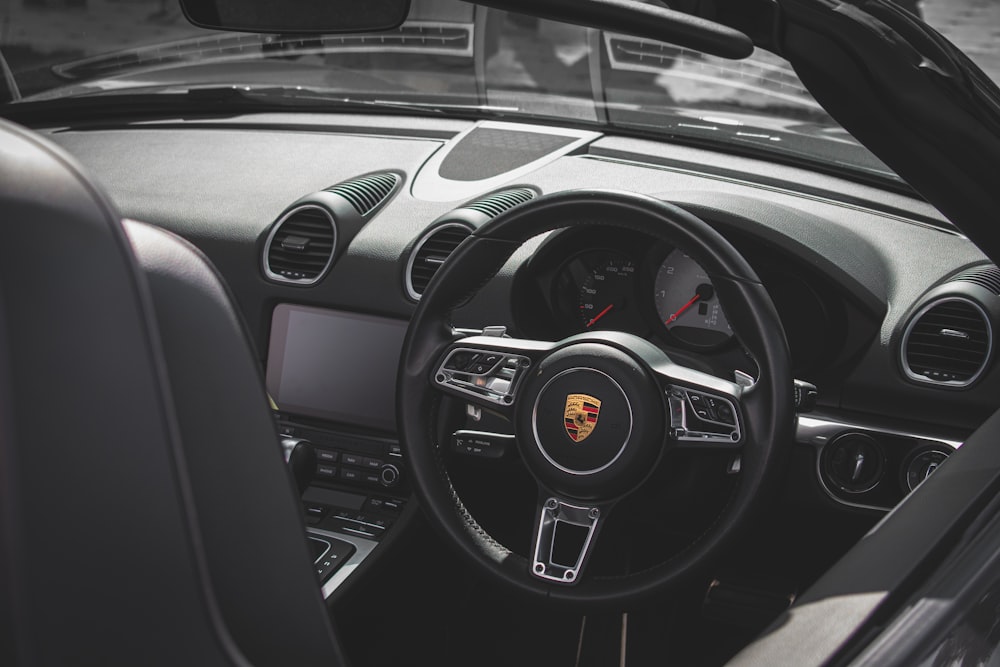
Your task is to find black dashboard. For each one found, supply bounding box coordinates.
[40,112,1000,597]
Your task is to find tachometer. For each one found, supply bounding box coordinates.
[654,249,733,348]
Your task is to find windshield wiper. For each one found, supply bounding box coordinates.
[1,84,516,125]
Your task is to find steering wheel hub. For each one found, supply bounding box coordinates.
[518,341,665,500]
[532,367,632,475]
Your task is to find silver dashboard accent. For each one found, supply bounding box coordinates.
[434,346,532,407]
[404,221,473,301]
[531,498,601,584]
[261,204,337,286]
[309,528,378,599]
[798,414,962,512]
[797,415,963,451]
[734,370,755,388]
[281,437,306,462]
[900,295,993,388]
[666,386,741,445]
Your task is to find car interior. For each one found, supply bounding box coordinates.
[5,1,1000,666]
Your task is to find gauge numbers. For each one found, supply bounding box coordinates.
[655,249,733,348]
[572,252,641,332]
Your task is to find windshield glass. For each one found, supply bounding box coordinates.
[2,0,995,188]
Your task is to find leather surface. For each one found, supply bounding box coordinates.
[125,220,347,666]
[0,118,244,665]
[0,118,345,666]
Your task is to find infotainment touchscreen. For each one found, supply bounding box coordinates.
[265,305,409,432]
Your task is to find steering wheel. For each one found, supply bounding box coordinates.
[398,190,793,606]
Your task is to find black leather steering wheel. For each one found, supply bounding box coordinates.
[398,190,793,606]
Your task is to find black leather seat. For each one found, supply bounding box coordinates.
[0,119,346,666]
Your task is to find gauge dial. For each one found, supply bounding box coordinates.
[572,252,641,331]
[654,250,733,348]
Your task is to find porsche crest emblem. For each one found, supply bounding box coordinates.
[564,394,601,443]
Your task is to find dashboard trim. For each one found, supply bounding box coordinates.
[309,527,378,599]
[797,414,962,512]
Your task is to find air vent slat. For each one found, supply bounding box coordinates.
[263,205,337,285]
[902,297,992,387]
[406,223,473,299]
[326,172,400,217]
[953,264,1000,295]
[462,187,536,219]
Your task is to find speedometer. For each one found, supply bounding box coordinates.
[654,249,733,348]
[551,250,644,334]
[576,252,640,331]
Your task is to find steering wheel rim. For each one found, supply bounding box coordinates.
[398,189,793,607]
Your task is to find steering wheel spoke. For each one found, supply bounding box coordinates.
[530,494,613,585]
[650,359,746,450]
[432,334,554,419]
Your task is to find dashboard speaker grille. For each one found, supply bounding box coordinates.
[326,172,399,217]
[463,188,536,218]
[953,264,1000,296]
[263,205,337,285]
[406,223,473,300]
[902,297,992,387]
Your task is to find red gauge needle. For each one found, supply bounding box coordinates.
[587,303,615,328]
[665,294,700,326]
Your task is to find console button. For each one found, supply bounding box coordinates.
[444,351,473,371]
[340,468,361,482]
[363,472,381,485]
[382,498,404,512]
[715,404,735,425]
[317,450,338,463]
[303,503,327,525]
[304,503,327,519]
[340,525,376,539]
[362,457,383,469]
[316,465,338,479]
[341,453,362,467]
[452,431,510,459]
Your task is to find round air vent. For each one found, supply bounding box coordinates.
[901,296,992,388]
[405,223,473,300]
[262,205,337,285]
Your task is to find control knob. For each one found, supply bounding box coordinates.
[379,463,400,488]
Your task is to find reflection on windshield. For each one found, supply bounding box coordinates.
[1,0,995,184]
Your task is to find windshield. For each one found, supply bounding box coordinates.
[1,0,995,188]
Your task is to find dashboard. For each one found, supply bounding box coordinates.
[37,114,1000,599]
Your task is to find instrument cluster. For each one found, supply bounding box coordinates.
[552,247,734,349]
[520,228,735,352]
[512,225,852,377]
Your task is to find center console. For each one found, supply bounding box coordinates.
[266,304,412,597]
